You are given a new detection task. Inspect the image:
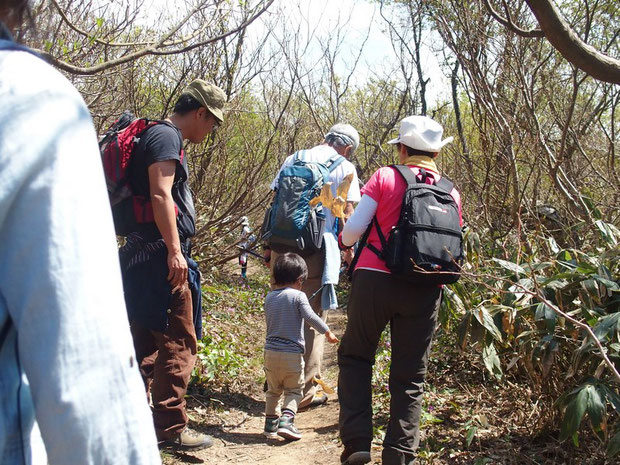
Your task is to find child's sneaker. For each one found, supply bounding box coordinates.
[264,416,279,438]
[277,415,302,441]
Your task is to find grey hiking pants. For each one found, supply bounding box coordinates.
[338,269,442,465]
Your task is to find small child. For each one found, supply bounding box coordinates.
[263,252,338,441]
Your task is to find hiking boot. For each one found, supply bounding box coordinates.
[277,415,302,441]
[340,446,371,464]
[160,427,214,451]
[298,392,328,411]
[264,416,279,438]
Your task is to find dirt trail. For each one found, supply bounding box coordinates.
[166,311,352,465]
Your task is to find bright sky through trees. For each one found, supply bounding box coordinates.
[137,0,449,104]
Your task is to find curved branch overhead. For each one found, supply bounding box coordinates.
[523,0,620,84]
[34,0,275,76]
[482,0,544,38]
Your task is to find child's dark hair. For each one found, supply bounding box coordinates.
[273,253,308,285]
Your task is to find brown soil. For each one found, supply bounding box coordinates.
[163,311,348,465]
[162,261,612,465]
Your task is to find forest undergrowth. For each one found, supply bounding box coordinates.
[163,252,616,464]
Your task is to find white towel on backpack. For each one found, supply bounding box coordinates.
[321,232,340,310]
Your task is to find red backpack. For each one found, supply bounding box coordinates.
[99,111,182,236]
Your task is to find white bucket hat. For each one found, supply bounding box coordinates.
[387,115,453,152]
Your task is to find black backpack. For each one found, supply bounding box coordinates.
[351,165,463,285]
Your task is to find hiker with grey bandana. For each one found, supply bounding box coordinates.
[264,123,361,410]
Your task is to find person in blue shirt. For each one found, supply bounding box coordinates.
[0,3,160,464]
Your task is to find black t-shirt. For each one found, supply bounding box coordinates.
[129,122,196,240]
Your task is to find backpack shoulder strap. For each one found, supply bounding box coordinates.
[391,164,419,186]
[435,176,454,193]
[347,219,373,279]
[325,154,345,173]
[293,150,305,163]
[133,119,184,163]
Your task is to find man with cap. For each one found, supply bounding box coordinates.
[120,79,226,450]
[265,123,362,410]
[336,115,462,465]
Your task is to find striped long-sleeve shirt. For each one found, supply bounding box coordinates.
[264,287,330,353]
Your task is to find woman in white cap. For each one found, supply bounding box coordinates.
[336,116,463,465]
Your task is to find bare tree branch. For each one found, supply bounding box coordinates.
[523,0,620,84]
[34,0,275,76]
[482,0,544,39]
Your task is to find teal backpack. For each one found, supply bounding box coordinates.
[262,150,344,256]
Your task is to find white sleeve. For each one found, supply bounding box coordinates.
[341,194,378,246]
[343,162,361,202]
[0,53,160,465]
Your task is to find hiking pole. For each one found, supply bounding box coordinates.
[236,245,266,261]
[308,285,325,302]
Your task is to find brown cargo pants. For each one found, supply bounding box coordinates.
[130,284,197,441]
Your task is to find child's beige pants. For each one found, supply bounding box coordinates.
[264,349,305,416]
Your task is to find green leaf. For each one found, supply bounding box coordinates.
[575,262,599,274]
[585,385,606,434]
[491,258,525,276]
[509,278,533,304]
[592,275,619,291]
[443,286,466,313]
[96,17,104,28]
[456,312,472,351]
[465,425,478,447]
[582,279,601,302]
[592,313,620,343]
[522,261,554,273]
[535,302,557,331]
[544,278,570,291]
[595,220,620,246]
[481,343,502,379]
[560,386,588,441]
[598,265,613,281]
[474,306,503,342]
[557,250,573,262]
[582,196,602,220]
[607,429,620,458]
[602,384,620,413]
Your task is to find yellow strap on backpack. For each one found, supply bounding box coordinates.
[309,173,354,219]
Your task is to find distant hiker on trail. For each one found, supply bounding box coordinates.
[263,123,361,410]
[262,253,339,441]
[117,80,226,451]
[0,4,160,464]
[336,116,463,465]
[238,216,254,279]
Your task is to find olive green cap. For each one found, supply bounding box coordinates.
[181,79,226,123]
